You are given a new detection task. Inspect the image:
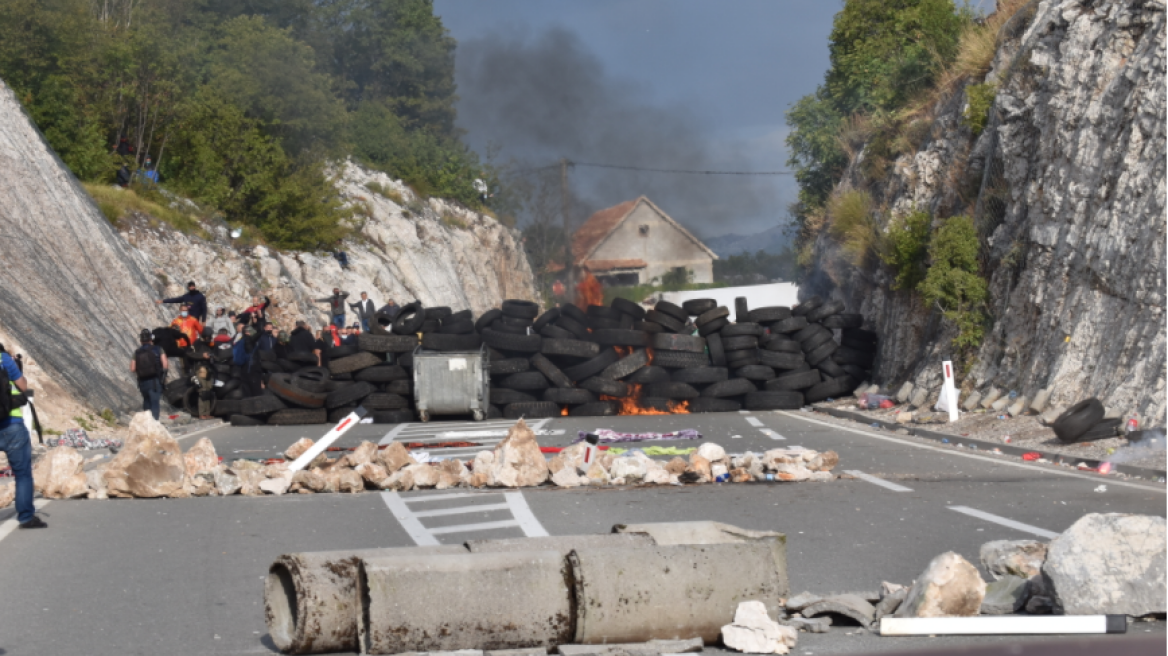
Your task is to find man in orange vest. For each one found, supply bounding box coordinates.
[169,304,204,374]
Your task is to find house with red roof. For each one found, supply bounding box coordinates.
[571,196,717,286]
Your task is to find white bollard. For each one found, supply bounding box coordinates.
[288,406,368,471]
[880,614,1127,636]
[941,360,959,423]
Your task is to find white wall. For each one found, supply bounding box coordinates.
[590,203,714,284]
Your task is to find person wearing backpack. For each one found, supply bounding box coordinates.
[130,329,169,420]
[0,345,44,529]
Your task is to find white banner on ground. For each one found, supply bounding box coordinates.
[942,360,959,422]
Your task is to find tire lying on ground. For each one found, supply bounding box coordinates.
[1071,418,1123,443]
[1052,399,1106,443]
[489,388,538,405]
[372,410,414,424]
[503,401,561,419]
[766,369,821,391]
[240,393,287,416]
[744,390,803,411]
[325,381,375,409]
[688,397,742,413]
[543,388,595,405]
[230,414,265,427]
[803,376,854,404]
[570,401,619,417]
[498,372,550,391]
[669,366,728,385]
[701,378,756,398]
[268,374,329,408]
[267,408,328,425]
[328,352,382,375]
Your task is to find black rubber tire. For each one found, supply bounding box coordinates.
[721,323,764,337]
[498,371,550,391]
[1053,399,1106,443]
[213,399,241,417]
[502,299,540,320]
[489,358,530,376]
[821,313,863,329]
[792,296,824,317]
[683,298,718,315]
[645,381,700,400]
[771,316,809,334]
[763,336,802,353]
[651,350,710,369]
[734,297,749,322]
[653,300,688,322]
[696,306,730,327]
[498,314,534,328]
[326,345,357,359]
[540,324,576,340]
[794,323,829,343]
[392,302,425,335]
[486,405,503,420]
[543,388,595,405]
[559,303,587,323]
[240,393,287,416]
[644,310,684,333]
[586,316,622,331]
[832,346,875,367]
[268,374,328,408]
[358,333,417,353]
[842,365,869,381]
[745,390,804,411]
[735,365,776,381]
[424,306,453,322]
[701,378,756,398]
[418,320,440,333]
[807,300,846,323]
[398,351,414,369]
[598,349,650,380]
[165,379,192,406]
[592,329,649,347]
[803,376,853,403]
[291,367,332,392]
[287,351,319,365]
[448,309,473,323]
[800,330,835,353]
[722,335,760,351]
[362,393,410,410]
[842,328,879,347]
[474,308,503,332]
[542,338,601,359]
[230,414,265,427]
[372,410,415,425]
[570,401,619,417]
[278,359,299,373]
[586,304,622,321]
[421,332,482,351]
[504,401,561,419]
[697,317,729,337]
[326,381,376,409]
[633,321,664,333]
[580,377,632,398]
[817,358,847,379]
[481,329,542,353]
[725,349,761,368]
[651,333,706,353]
[805,341,839,366]
[562,349,621,381]
[529,353,574,389]
[758,350,806,370]
[554,316,591,340]
[328,352,382,375]
[706,332,727,367]
[385,380,412,396]
[747,306,792,323]
[438,319,475,334]
[626,365,670,385]
[328,406,357,423]
[533,308,560,332]
[669,366,729,384]
[354,365,409,383]
[611,297,646,320]
[267,408,328,425]
[490,388,538,405]
[689,397,742,413]
[767,369,822,391]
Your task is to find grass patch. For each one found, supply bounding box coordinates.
[963,82,997,136]
[440,212,468,230]
[827,190,880,267]
[72,415,95,432]
[918,214,988,349]
[84,183,209,238]
[365,181,406,206]
[882,208,933,290]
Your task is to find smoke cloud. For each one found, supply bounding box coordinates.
[453,28,782,238]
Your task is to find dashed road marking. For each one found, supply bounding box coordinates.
[759,429,786,441]
[844,470,913,492]
[745,416,764,428]
[382,490,549,545]
[948,506,1059,539]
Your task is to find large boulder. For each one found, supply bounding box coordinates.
[980,539,1047,580]
[283,437,314,460]
[105,412,185,498]
[378,441,416,473]
[183,437,219,479]
[486,419,548,487]
[32,446,88,499]
[894,552,985,618]
[1043,513,1166,616]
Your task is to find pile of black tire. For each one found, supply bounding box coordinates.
[1050,399,1122,444]
[153,294,878,426]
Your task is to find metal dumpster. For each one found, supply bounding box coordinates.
[412,345,489,422]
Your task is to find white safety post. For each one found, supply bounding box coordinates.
[942,360,959,422]
[288,407,369,472]
[880,615,1127,636]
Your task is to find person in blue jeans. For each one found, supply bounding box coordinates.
[0,350,46,529]
[315,288,349,329]
[130,329,169,420]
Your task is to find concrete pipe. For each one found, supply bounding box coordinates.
[359,550,573,655]
[466,532,655,555]
[265,546,466,655]
[569,542,786,645]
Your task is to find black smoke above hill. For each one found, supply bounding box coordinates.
[453,28,781,236]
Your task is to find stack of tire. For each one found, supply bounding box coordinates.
[1051,399,1121,444]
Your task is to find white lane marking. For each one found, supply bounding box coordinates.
[175,422,231,442]
[429,519,522,535]
[745,416,764,427]
[844,469,914,492]
[379,423,410,445]
[437,429,564,438]
[0,499,50,544]
[948,506,1059,539]
[760,429,786,441]
[738,410,751,415]
[504,491,550,537]
[380,492,440,545]
[411,503,511,518]
[404,491,505,503]
[777,412,1164,492]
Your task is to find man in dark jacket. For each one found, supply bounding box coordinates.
[158,281,208,322]
[349,292,376,331]
[289,321,316,353]
[315,288,349,329]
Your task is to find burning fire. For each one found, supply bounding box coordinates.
[599,383,691,416]
[576,272,603,308]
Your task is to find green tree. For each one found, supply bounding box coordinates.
[917,215,987,348]
[882,208,932,290]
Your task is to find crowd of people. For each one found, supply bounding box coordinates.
[132,281,403,421]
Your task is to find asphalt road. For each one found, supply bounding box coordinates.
[0,409,1162,656]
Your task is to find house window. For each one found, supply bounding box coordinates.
[639,225,649,236]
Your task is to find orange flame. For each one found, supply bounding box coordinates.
[599,383,691,416]
[561,406,570,416]
[576,272,603,308]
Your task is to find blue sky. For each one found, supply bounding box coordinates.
[433,1,842,238]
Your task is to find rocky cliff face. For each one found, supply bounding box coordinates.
[122,161,536,332]
[805,0,1165,421]
[0,79,170,421]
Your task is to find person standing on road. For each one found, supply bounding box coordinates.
[349,292,376,332]
[0,347,44,529]
[158,281,208,323]
[315,288,349,329]
[190,357,215,420]
[130,329,168,421]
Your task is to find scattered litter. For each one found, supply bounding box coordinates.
[403,441,481,450]
[607,446,697,457]
[942,439,950,444]
[359,418,373,424]
[44,429,123,450]
[857,393,893,410]
[1003,436,1012,443]
[1022,452,1042,461]
[1094,485,1107,493]
[574,428,702,443]
[731,434,743,439]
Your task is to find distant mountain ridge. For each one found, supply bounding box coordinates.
[703,225,791,257]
